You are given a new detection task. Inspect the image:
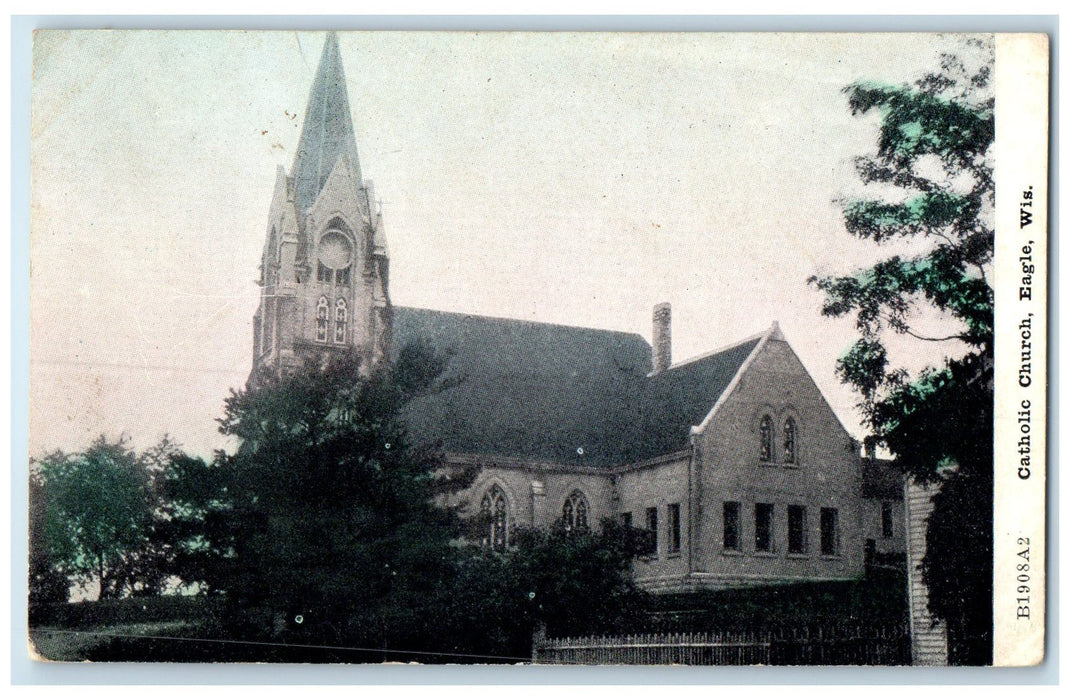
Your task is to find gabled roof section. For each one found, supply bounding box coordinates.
[392,307,768,468]
[292,32,363,216]
[635,334,763,458]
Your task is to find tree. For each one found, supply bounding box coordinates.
[34,437,162,600]
[28,471,70,609]
[810,42,994,664]
[441,520,651,661]
[180,343,648,662]
[152,450,234,595]
[198,346,470,655]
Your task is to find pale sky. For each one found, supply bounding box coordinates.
[30,31,984,458]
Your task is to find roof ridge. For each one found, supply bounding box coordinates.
[657,328,767,373]
[395,305,650,341]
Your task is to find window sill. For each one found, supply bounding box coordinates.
[786,552,810,559]
[753,551,777,558]
[638,555,659,562]
[758,462,802,469]
[820,554,842,560]
[721,549,743,557]
[666,552,682,559]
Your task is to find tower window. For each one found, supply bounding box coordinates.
[480,485,509,551]
[335,265,351,287]
[315,296,329,342]
[317,261,332,284]
[264,300,275,354]
[562,490,589,533]
[334,298,348,344]
[759,414,773,462]
[783,417,798,464]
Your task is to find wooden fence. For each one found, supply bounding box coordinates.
[533,623,911,666]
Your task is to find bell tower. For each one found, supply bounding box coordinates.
[252,33,391,379]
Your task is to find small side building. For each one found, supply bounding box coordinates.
[861,456,907,564]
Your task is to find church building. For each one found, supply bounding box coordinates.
[252,34,870,593]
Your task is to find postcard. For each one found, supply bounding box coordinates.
[27,30,1048,667]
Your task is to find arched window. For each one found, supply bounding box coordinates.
[480,485,509,551]
[562,490,590,533]
[315,296,329,342]
[783,417,798,464]
[759,415,774,462]
[334,297,348,344]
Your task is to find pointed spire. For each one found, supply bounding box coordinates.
[292,32,363,214]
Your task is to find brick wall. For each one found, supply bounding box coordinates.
[616,455,691,588]
[692,337,864,585]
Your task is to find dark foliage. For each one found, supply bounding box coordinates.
[28,473,70,611]
[430,519,652,661]
[199,347,465,650]
[649,568,909,633]
[32,436,174,600]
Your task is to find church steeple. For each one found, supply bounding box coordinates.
[252,33,391,381]
[292,32,364,215]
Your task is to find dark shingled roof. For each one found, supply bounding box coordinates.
[862,458,905,499]
[393,306,762,468]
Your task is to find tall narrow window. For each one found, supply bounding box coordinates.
[645,507,659,556]
[820,507,839,556]
[335,265,351,287]
[881,502,895,538]
[334,297,348,344]
[317,261,332,283]
[667,503,681,554]
[562,490,590,533]
[755,503,774,553]
[759,415,773,462]
[783,417,797,464]
[264,299,275,354]
[315,296,329,342]
[254,310,263,358]
[480,485,509,551]
[723,501,741,552]
[788,505,808,554]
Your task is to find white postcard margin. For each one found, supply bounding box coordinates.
[992,32,1048,668]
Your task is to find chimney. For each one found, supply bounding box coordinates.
[653,302,672,373]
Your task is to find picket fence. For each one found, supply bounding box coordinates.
[533,624,911,666]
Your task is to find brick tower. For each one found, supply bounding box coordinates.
[251,33,391,379]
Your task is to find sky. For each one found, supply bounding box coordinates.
[29,31,983,459]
